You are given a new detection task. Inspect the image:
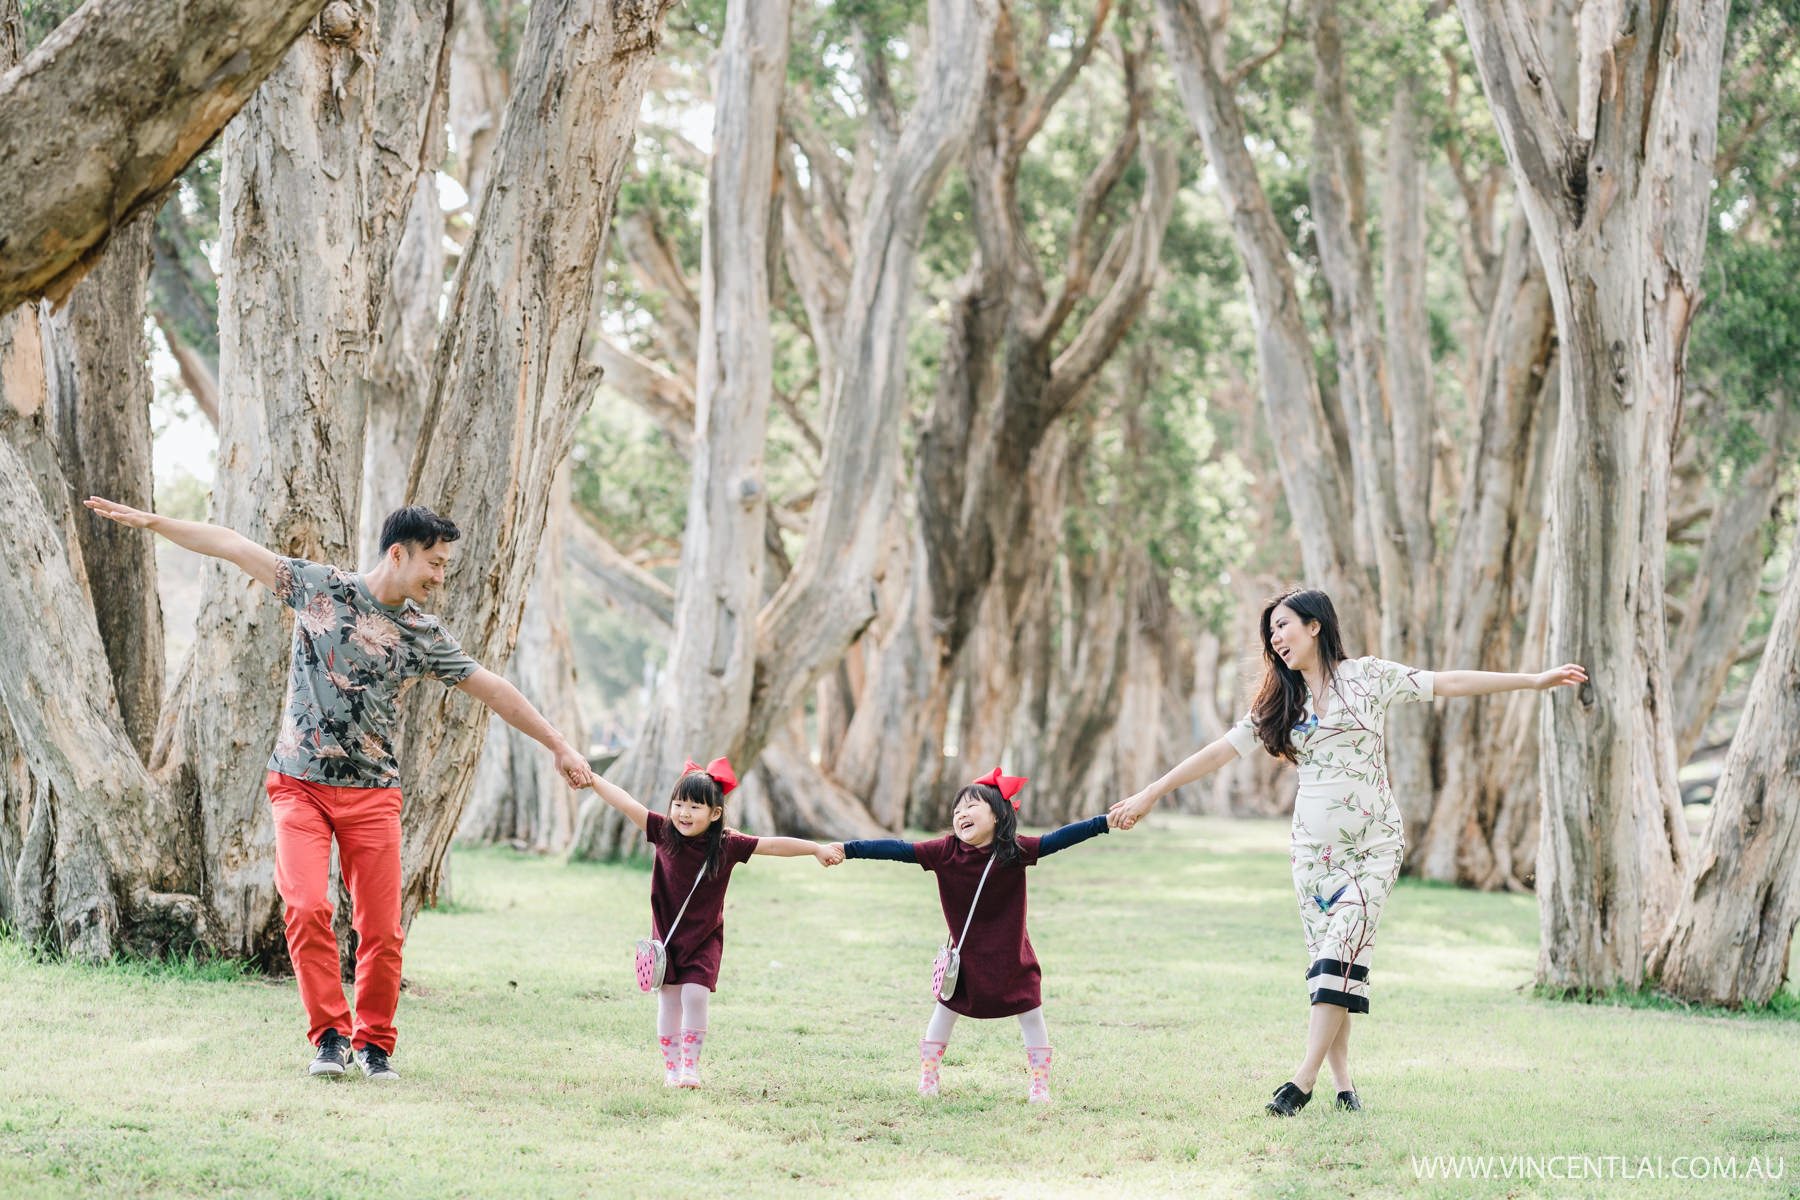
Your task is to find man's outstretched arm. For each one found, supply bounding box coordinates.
[85,496,282,591]
[457,667,594,789]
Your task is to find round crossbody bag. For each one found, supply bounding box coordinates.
[635,864,705,992]
[931,855,996,1003]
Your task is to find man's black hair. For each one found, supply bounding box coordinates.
[378,505,461,555]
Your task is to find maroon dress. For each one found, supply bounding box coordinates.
[644,812,759,990]
[914,834,1048,1018]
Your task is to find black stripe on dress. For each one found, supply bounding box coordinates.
[1305,958,1370,983]
[1309,986,1371,1014]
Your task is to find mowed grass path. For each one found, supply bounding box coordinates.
[2,815,1796,1199]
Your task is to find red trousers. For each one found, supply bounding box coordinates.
[266,771,405,1054]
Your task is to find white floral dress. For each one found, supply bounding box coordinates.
[1226,657,1433,1014]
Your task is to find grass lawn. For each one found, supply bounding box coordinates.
[2,814,1796,1199]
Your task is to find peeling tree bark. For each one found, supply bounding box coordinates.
[596,0,791,842]
[1649,515,1800,1007]
[395,0,680,924]
[46,210,165,762]
[0,434,203,960]
[1414,213,1558,887]
[1668,400,1796,762]
[149,0,454,965]
[0,0,334,314]
[1455,0,1729,990]
[458,469,587,852]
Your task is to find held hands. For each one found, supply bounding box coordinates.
[817,842,846,867]
[555,745,595,790]
[84,496,156,528]
[1534,663,1588,691]
[1107,791,1154,831]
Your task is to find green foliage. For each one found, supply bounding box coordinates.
[17,0,79,49]
[569,400,688,560]
[150,150,222,364]
[154,468,211,524]
[1686,0,1800,474]
[567,585,667,733]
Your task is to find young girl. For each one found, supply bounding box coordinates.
[828,768,1113,1104]
[588,757,841,1087]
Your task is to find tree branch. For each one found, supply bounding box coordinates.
[1453,0,1582,220]
[1043,139,1179,412]
[0,0,333,313]
[1012,0,1115,152]
[1223,0,1295,90]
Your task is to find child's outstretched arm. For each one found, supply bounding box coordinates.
[753,836,843,866]
[586,776,651,832]
[1036,814,1110,856]
[830,838,918,864]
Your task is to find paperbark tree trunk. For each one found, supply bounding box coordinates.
[0,0,334,314]
[150,0,454,965]
[736,0,1000,769]
[1668,400,1796,762]
[1153,0,1377,650]
[45,210,165,761]
[1649,515,1800,1006]
[0,434,205,960]
[1455,0,1729,991]
[394,0,679,922]
[836,13,1175,824]
[0,0,201,960]
[567,0,999,859]
[1414,213,1558,886]
[457,470,586,852]
[598,0,791,839]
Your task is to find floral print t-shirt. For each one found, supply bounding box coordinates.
[268,557,478,787]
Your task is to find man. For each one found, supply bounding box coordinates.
[85,497,594,1081]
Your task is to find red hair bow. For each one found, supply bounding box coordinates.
[682,756,738,795]
[973,766,1028,809]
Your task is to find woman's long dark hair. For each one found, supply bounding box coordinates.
[951,783,1023,868]
[1251,587,1348,763]
[667,770,728,878]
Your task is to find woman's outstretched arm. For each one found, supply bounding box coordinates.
[1432,663,1586,698]
[1108,734,1238,830]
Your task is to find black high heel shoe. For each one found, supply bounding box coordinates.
[1335,1088,1361,1111]
[1264,1081,1312,1116]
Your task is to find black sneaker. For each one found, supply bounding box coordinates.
[355,1044,400,1082]
[1264,1081,1312,1117]
[1336,1089,1362,1111]
[309,1029,351,1078]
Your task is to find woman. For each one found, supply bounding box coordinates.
[1110,587,1584,1116]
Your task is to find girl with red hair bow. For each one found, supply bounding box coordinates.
[588,757,842,1087]
[826,769,1116,1104]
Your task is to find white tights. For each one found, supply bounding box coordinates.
[657,982,710,1035]
[923,1002,1049,1048]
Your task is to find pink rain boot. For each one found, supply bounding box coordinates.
[1026,1046,1053,1104]
[919,1040,948,1097]
[677,1028,706,1088]
[658,1035,679,1086]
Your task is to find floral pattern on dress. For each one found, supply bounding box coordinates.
[1228,656,1433,1015]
